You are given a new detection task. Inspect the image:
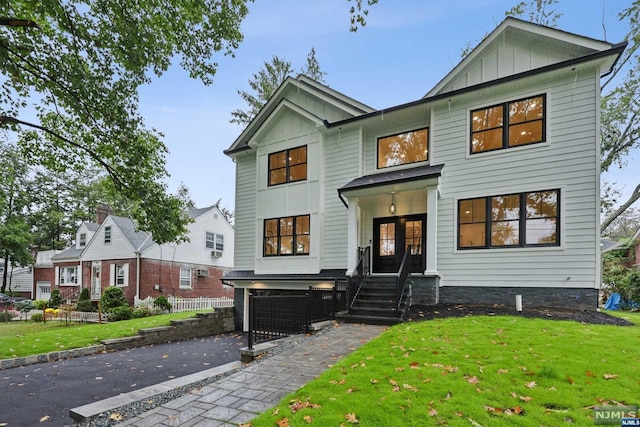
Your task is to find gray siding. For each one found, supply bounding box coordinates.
[233,152,257,270]
[434,70,600,290]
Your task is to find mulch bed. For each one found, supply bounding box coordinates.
[404,303,634,326]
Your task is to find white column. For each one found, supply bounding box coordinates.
[425,186,438,275]
[243,288,250,332]
[345,197,359,276]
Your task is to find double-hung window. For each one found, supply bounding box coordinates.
[104,226,112,244]
[458,190,559,249]
[264,215,310,256]
[205,232,224,251]
[79,233,87,247]
[268,146,307,186]
[180,268,192,289]
[377,128,429,169]
[471,95,545,154]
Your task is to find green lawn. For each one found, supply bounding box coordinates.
[249,315,640,427]
[0,311,205,359]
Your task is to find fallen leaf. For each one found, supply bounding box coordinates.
[109,413,123,421]
[345,412,359,424]
[403,383,418,392]
[585,371,595,377]
[40,415,51,422]
[603,373,618,380]
[465,375,479,384]
[370,379,379,384]
[162,354,169,359]
[524,381,536,389]
[497,368,509,374]
[303,415,313,423]
[276,418,290,427]
[346,387,357,393]
[272,408,279,416]
[520,396,532,402]
[549,386,556,391]
[239,422,253,426]
[567,375,574,384]
[410,361,421,369]
[428,407,438,417]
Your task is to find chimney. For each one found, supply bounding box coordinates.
[96,204,114,225]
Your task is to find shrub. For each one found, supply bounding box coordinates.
[0,311,16,322]
[34,300,47,310]
[78,287,90,301]
[100,287,128,311]
[76,299,94,312]
[31,313,44,322]
[107,305,133,321]
[131,307,152,318]
[48,289,62,309]
[153,295,172,312]
[15,300,35,313]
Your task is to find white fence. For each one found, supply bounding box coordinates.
[134,296,234,313]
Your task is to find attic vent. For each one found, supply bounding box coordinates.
[211,250,222,258]
[196,269,209,277]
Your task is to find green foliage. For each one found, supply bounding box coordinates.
[1,2,252,244]
[48,289,62,309]
[30,313,44,322]
[34,299,47,310]
[15,299,35,313]
[131,307,153,318]
[100,286,128,311]
[107,305,133,322]
[78,287,90,301]
[153,295,172,312]
[0,311,15,322]
[76,287,94,312]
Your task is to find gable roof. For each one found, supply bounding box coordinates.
[426,17,620,97]
[224,75,375,155]
[109,215,154,252]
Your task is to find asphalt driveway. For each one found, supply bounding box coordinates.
[0,332,246,427]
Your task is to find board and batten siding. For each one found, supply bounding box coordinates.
[433,70,600,289]
[322,127,361,269]
[233,151,257,270]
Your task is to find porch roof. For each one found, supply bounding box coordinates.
[338,164,443,198]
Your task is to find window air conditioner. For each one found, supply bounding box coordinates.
[197,269,209,277]
[211,250,222,258]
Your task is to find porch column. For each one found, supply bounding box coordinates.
[425,186,438,275]
[345,198,360,276]
[243,288,250,332]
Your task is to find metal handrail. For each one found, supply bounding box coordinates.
[396,245,412,317]
[355,246,370,276]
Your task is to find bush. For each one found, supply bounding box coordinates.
[34,300,47,310]
[48,289,62,309]
[31,313,44,322]
[76,299,95,312]
[0,311,16,322]
[100,287,128,311]
[78,287,90,301]
[131,307,152,318]
[153,295,172,312]
[107,305,133,321]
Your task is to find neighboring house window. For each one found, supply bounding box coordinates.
[470,95,545,154]
[180,268,192,289]
[264,215,310,256]
[104,226,112,244]
[79,233,87,247]
[59,266,78,285]
[458,189,559,249]
[268,145,307,186]
[109,263,128,287]
[205,232,224,251]
[377,128,429,169]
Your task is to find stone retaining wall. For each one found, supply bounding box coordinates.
[0,308,235,369]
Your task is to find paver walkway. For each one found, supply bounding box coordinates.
[87,322,385,426]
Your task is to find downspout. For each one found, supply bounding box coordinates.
[135,251,141,300]
[337,189,348,209]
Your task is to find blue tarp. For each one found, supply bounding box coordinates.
[604,292,639,310]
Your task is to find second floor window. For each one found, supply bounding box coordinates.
[268,146,307,186]
[377,128,428,169]
[79,233,87,247]
[471,95,545,154]
[205,232,224,251]
[264,215,310,256]
[104,226,112,244]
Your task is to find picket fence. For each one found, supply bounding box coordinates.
[134,296,234,313]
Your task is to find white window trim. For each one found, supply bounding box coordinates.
[205,231,224,252]
[180,267,192,289]
[104,226,112,244]
[58,266,79,286]
[109,263,129,287]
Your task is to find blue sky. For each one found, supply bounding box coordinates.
[137,0,636,211]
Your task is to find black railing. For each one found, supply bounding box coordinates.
[308,285,347,322]
[248,294,308,349]
[348,246,371,315]
[396,246,412,317]
[356,246,370,275]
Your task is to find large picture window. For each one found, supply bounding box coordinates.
[471,95,545,154]
[377,128,428,169]
[458,190,559,249]
[59,266,78,285]
[264,215,310,256]
[268,146,307,186]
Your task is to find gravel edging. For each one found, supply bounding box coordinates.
[67,327,332,427]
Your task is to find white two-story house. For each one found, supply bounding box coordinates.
[223,18,626,327]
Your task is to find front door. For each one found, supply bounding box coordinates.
[373,215,425,274]
[91,263,101,300]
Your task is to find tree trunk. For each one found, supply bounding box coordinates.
[601,182,640,233]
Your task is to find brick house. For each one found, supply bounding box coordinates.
[35,205,234,304]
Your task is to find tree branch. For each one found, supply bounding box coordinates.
[0,17,40,28]
[601,182,640,233]
[0,115,127,190]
